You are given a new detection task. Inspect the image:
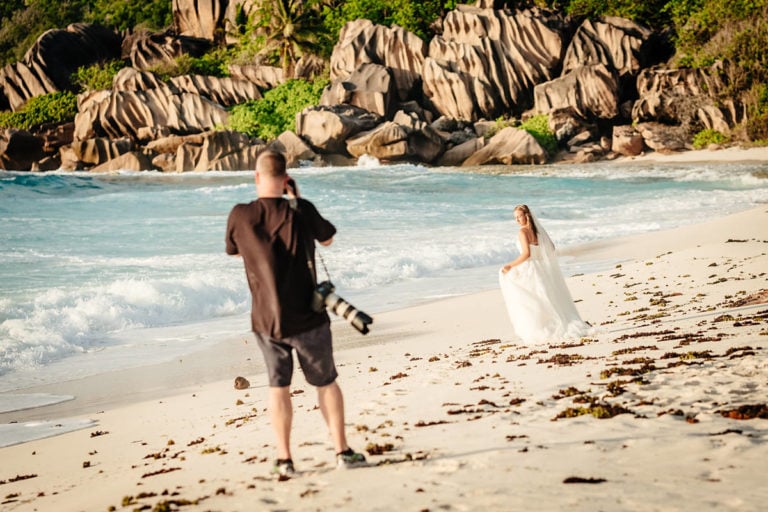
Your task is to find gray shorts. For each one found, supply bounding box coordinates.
[254,322,338,388]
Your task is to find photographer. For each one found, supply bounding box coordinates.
[225,149,366,477]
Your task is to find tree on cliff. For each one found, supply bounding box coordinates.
[251,0,328,77]
[235,0,455,76]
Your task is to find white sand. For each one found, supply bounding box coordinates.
[1,202,767,510]
[615,145,768,164]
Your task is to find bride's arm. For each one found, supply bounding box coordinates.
[501,230,531,273]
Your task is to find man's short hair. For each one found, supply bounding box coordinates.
[256,150,287,178]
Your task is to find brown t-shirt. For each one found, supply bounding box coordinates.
[225,197,336,338]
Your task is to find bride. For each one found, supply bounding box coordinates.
[499,204,589,344]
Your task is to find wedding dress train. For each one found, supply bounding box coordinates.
[499,239,589,345]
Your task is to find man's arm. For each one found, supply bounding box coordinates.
[318,237,333,247]
[225,207,241,256]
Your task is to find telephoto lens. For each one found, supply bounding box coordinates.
[312,281,373,334]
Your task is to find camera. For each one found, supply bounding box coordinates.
[312,281,373,335]
[284,177,297,196]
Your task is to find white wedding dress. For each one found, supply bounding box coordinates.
[498,227,589,345]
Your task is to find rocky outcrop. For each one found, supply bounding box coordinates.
[224,1,258,45]
[112,67,262,114]
[296,104,383,155]
[423,7,563,121]
[39,123,75,153]
[636,61,733,101]
[173,0,229,42]
[344,113,443,163]
[0,130,45,170]
[534,64,619,121]
[562,17,652,81]
[144,132,205,171]
[151,152,176,172]
[75,82,228,141]
[91,151,153,172]
[421,54,499,122]
[547,107,594,144]
[62,137,134,169]
[632,61,746,132]
[268,130,318,168]
[462,127,547,166]
[124,31,211,71]
[697,103,745,133]
[174,130,262,171]
[330,20,427,103]
[321,63,395,118]
[0,24,121,111]
[64,64,265,171]
[346,122,410,161]
[228,64,284,89]
[392,110,444,163]
[437,137,485,167]
[611,125,644,156]
[170,74,263,106]
[635,122,689,152]
[112,68,165,92]
[0,5,749,171]
[146,133,203,155]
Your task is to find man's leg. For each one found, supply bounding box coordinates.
[269,386,293,460]
[317,381,348,454]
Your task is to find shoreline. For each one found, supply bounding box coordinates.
[420,144,768,176]
[2,145,768,509]
[2,143,767,177]
[1,202,764,424]
[1,147,766,419]
[612,145,768,164]
[0,204,766,510]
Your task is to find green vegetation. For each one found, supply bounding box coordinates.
[746,114,768,143]
[562,0,672,28]
[481,114,559,154]
[485,116,513,139]
[669,0,768,123]
[0,0,766,143]
[253,0,328,76]
[322,0,454,42]
[72,60,126,92]
[0,91,78,130]
[149,50,231,81]
[0,1,25,22]
[519,114,558,155]
[0,0,171,66]
[227,78,329,140]
[86,0,172,32]
[692,128,728,149]
[1,0,86,66]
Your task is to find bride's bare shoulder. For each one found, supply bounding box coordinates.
[519,227,537,245]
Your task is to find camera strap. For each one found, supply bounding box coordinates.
[288,198,331,285]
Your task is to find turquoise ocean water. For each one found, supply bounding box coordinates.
[1,160,767,394]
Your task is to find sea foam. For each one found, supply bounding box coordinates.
[0,163,766,388]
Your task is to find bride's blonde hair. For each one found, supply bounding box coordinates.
[514,204,538,238]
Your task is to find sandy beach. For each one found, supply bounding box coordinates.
[615,145,768,164]
[1,174,767,510]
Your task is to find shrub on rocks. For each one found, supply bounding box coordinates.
[519,115,558,156]
[746,113,768,143]
[0,92,78,130]
[228,78,328,140]
[73,60,127,92]
[692,128,728,149]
